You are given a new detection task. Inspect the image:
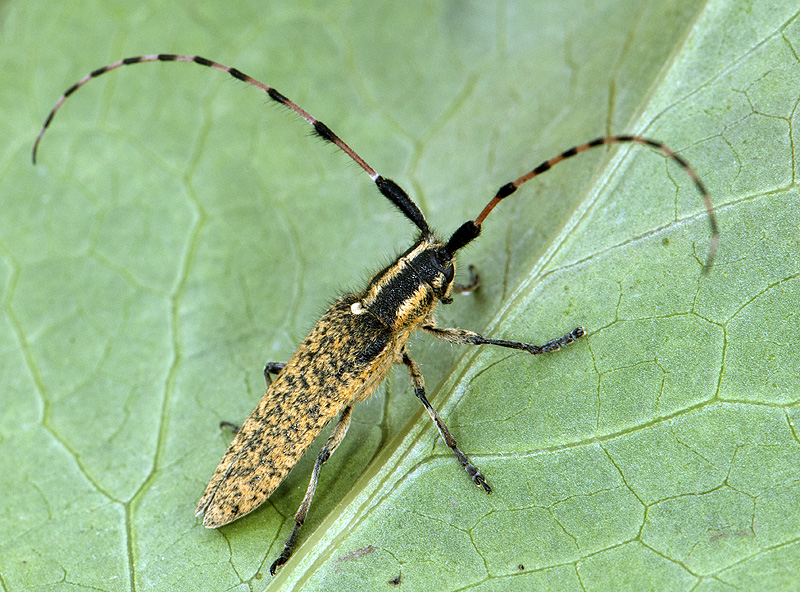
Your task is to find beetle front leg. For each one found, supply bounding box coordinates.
[452,264,479,295]
[422,324,585,355]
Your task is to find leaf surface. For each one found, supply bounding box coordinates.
[2,1,799,591]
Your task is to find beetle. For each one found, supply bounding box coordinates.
[33,54,718,574]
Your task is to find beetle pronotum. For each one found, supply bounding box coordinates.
[34,54,718,574]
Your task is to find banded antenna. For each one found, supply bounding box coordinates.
[32,54,430,234]
[446,135,718,272]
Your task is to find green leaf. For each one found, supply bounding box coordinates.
[3,1,799,591]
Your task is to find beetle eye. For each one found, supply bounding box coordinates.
[434,250,454,283]
[444,261,454,283]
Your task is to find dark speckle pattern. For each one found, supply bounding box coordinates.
[196,235,455,527]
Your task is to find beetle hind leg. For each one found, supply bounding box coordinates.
[269,404,354,575]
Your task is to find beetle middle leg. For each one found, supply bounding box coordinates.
[219,361,288,434]
[269,404,354,575]
[401,350,492,493]
[263,361,287,387]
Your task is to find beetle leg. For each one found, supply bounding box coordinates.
[422,324,585,355]
[269,404,354,575]
[452,264,479,295]
[401,350,491,494]
[219,361,289,435]
[263,361,288,387]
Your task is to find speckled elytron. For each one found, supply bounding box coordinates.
[33,54,719,575]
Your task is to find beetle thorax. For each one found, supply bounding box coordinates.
[354,234,455,331]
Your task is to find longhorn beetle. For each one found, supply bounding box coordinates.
[33,54,719,575]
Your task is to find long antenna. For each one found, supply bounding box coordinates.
[32,54,430,233]
[447,135,718,272]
